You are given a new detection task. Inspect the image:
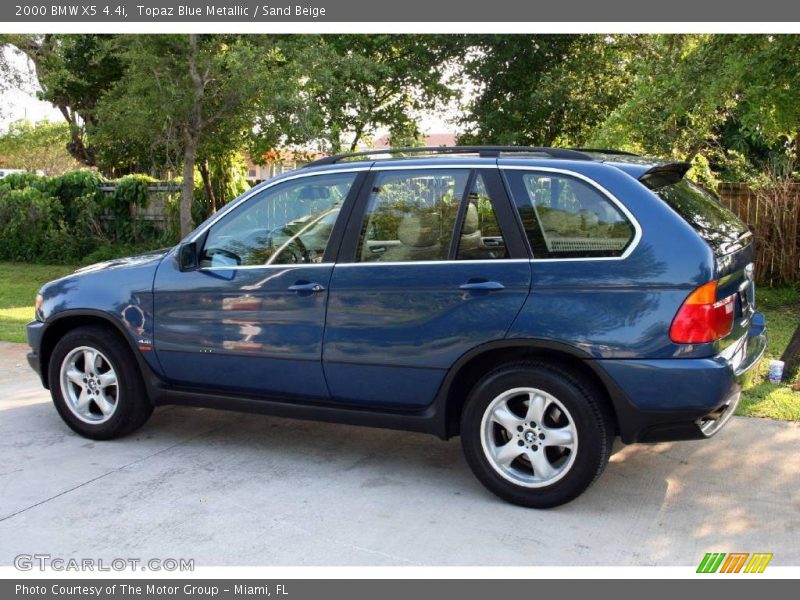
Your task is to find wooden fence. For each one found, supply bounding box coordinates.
[718,182,800,285]
[99,183,180,229]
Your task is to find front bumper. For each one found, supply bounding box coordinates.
[597,312,767,443]
[26,320,46,385]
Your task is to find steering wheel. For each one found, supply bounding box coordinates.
[269,227,311,264]
[276,236,311,264]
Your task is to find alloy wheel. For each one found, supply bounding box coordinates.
[59,346,120,424]
[480,387,578,488]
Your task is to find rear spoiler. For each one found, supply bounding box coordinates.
[638,162,691,189]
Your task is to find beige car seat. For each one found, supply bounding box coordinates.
[458,203,483,256]
[381,211,443,261]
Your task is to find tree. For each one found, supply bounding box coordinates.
[457,34,800,180]
[2,34,124,167]
[0,119,80,174]
[590,35,800,177]
[283,35,459,153]
[94,34,293,236]
[458,35,636,146]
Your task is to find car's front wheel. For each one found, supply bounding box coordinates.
[48,325,153,440]
[461,361,614,508]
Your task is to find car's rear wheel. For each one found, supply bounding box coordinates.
[461,361,614,508]
[48,325,153,440]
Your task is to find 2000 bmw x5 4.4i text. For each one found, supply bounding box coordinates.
[26,146,767,507]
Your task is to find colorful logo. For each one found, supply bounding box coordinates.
[697,552,773,573]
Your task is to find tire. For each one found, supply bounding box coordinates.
[48,325,154,440]
[460,361,614,508]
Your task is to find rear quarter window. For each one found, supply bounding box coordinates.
[504,170,636,259]
[653,180,749,255]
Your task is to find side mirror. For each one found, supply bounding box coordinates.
[178,241,200,271]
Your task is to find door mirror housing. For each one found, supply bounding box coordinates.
[178,241,200,271]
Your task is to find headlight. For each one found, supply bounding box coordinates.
[34,294,44,321]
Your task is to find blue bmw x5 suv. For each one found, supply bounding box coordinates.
[26,146,767,507]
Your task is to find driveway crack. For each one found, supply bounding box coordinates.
[0,420,232,524]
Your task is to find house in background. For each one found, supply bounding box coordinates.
[245,148,325,183]
[245,133,458,183]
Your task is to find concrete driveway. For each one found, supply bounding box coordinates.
[1,341,798,566]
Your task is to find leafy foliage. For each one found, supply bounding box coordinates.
[0,186,70,262]
[93,34,293,234]
[3,33,800,231]
[1,34,125,166]
[0,170,179,264]
[263,35,460,154]
[0,119,81,175]
[459,35,636,146]
[588,35,800,177]
[193,152,251,223]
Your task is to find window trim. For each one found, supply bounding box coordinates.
[499,165,643,262]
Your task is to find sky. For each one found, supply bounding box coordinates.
[0,47,63,129]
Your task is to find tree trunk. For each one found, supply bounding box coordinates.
[199,159,217,215]
[178,33,205,237]
[349,124,365,152]
[180,134,196,237]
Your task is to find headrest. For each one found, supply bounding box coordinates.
[397,211,440,247]
[461,203,480,235]
[298,186,331,200]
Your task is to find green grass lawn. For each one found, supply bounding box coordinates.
[737,286,800,420]
[1,261,798,419]
[0,262,77,343]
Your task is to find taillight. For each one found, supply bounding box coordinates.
[669,281,735,344]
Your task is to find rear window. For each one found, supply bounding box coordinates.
[653,180,749,255]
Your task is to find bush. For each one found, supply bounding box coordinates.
[0,169,179,264]
[107,174,156,243]
[45,169,104,225]
[0,186,72,262]
[0,172,49,191]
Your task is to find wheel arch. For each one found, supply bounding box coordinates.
[38,310,149,390]
[435,339,629,439]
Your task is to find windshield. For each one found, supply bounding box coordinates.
[653,180,749,255]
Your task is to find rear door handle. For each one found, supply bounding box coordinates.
[288,281,325,293]
[459,280,505,291]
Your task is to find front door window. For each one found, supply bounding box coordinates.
[201,172,358,267]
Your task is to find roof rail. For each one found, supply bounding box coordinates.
[570,148,639,156]
[303,145,594,168]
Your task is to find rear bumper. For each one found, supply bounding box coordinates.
[597,313,767,443]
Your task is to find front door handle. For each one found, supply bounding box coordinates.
[459,280,505,292]
[288,281,326,293]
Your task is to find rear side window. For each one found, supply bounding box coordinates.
[653,180,748,255]
[357,169,469,263]
[505,170,635,259]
